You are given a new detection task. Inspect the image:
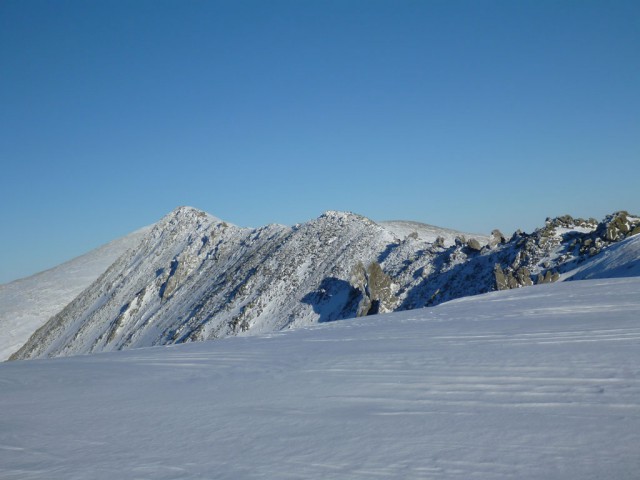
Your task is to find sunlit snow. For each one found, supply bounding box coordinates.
[565,235,640,280]
[0,227,149,360]
[1,278,638,479]
[378,219,488,246]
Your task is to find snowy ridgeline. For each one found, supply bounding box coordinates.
[1,278,639,479]
[8,206,640,360]
[7,207,490,360]
[0,227,150,360]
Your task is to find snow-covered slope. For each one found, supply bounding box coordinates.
[378,219,488,246]
[11,208,400,358]
[0,227,149,360]
[10,207,640,360]
[565,234,640,280]
[2,278,639,479]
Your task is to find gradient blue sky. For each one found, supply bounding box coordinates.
[1,0,639,283]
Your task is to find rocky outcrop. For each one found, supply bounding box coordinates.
[536,269,560,284]
[599,211,637,242]
[489,229,507,248]
[491,212,639,292]
[494,264,509,290]
[351,261,398,316]
[466,238,483,252]
[494,264,534,290]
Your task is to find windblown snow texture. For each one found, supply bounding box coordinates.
[2,278,639,479]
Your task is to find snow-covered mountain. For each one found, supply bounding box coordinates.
[0,227,149,360]
[378,219,482,245]
[9,207,640,360]
[2,277,639,479]
[563,233,640,280]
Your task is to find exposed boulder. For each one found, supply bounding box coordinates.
[466,238,483,252]
[351,261,397,317]
[494,264,534,290]
[494,264,509,291]
[514,267,533,287]
[595,211,640,242]
[433,236,446,248]
[489,229,506,247]
[536,269,560,284]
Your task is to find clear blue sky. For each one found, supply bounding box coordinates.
[1,0,639,283]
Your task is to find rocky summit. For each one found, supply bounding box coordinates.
[11,208,640,360]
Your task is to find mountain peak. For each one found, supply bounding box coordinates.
[8,208,640,361]
[157,206,225,231]
[317,210,373,225]
[172,205,206,215]
[168,205,214,220]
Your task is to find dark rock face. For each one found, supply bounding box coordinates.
[351,261,397,316]
[536,270,560,284]
[494,264,509,290]
[494,264,533,290]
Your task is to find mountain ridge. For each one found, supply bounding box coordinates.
[0,226,150,360]
[9,207,640,360]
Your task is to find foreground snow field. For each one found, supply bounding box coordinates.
[2,278,639,479]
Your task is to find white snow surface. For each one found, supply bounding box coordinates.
[378,219,489,246]
[565,234,640,280]
[0,227,149,360]
[554,226,597,236]
[2,277,639,479]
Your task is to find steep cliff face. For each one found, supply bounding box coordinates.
[11,208,640,360]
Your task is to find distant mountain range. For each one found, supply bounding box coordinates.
[5,207,640,360]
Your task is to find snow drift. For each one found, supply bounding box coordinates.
[2,277,639,479]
